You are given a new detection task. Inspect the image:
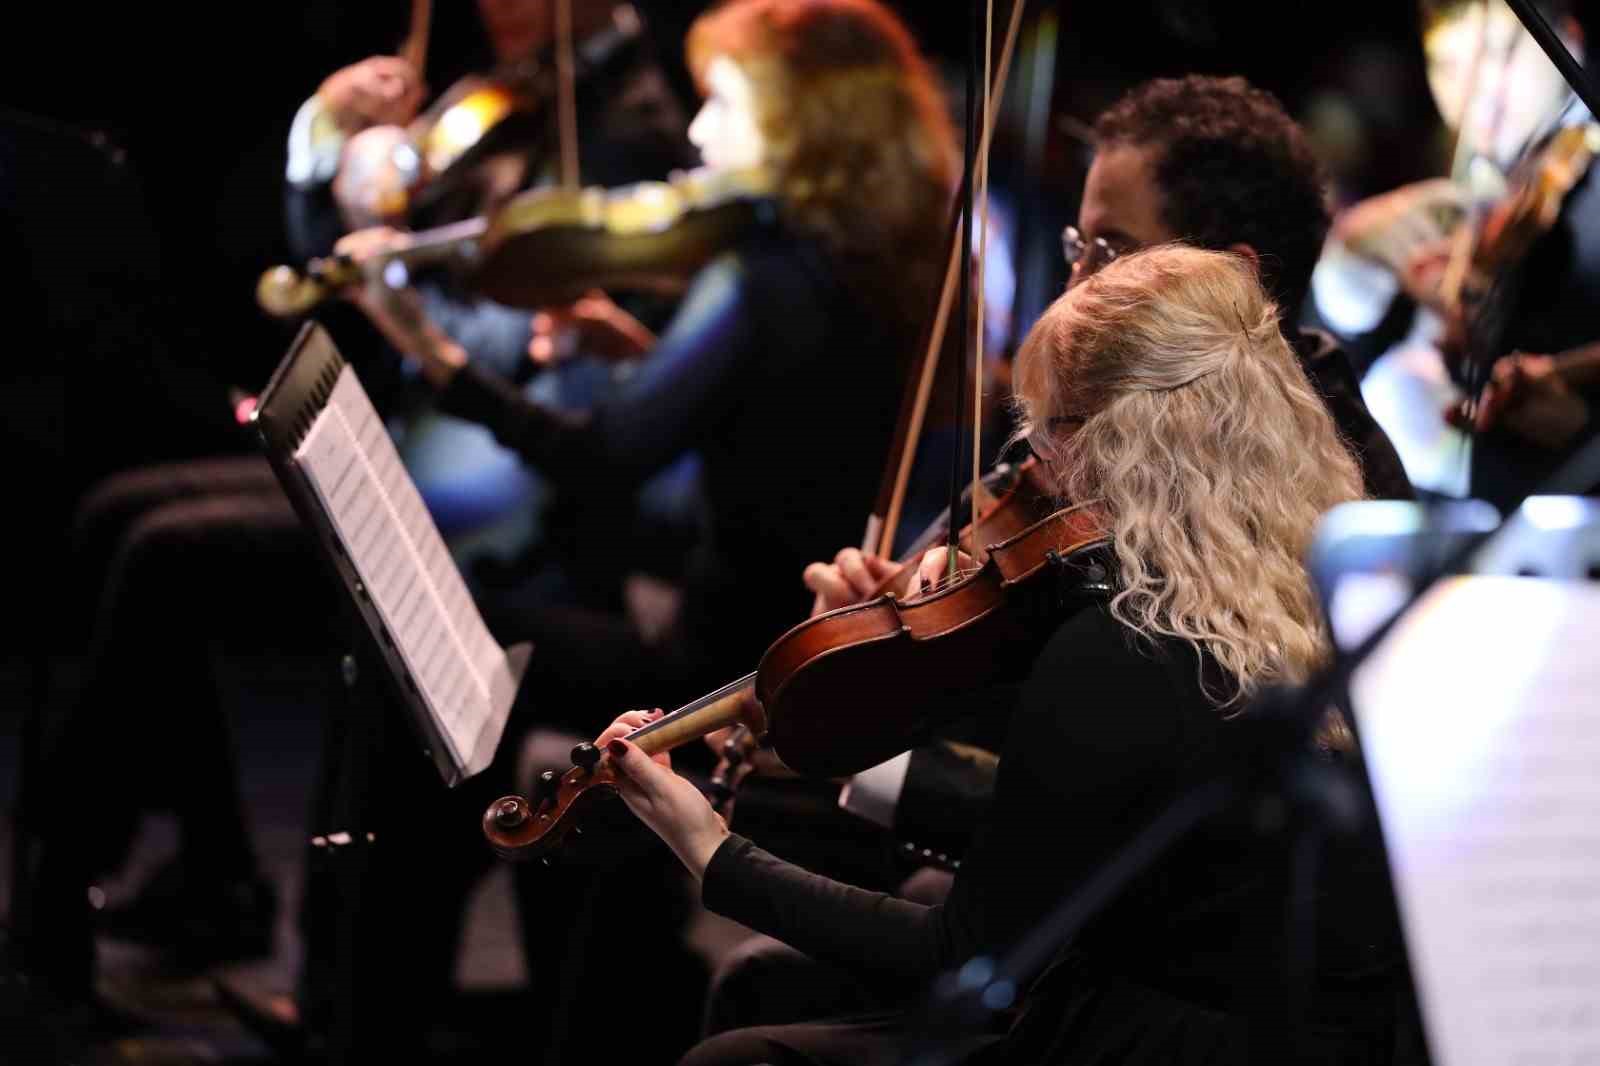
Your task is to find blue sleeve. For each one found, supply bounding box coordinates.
[436,252,759,492]
[417,283,534,380]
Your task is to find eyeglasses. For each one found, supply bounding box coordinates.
[1061,225,1122,283]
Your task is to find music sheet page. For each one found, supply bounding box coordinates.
[293,366,520,778]
[1351,577,1600,1066]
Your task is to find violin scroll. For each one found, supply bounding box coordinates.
[482,760,619,862]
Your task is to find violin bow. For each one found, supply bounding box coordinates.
[556,0,581,188]
[868,0,1028,568]
[400,0,432,82]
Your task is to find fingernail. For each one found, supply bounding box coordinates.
[608,739,627,758]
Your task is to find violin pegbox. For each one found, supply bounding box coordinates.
[481,758,618,863]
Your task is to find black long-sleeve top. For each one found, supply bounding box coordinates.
[1296,330,1414,501]
[702,605,1406,1061]
[438,229,908,670]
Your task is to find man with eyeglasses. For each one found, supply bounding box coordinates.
[1059,74,1413,503]
[804,74,1412,616]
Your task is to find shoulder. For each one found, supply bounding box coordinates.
[1018,606,1200,742]
[691,229,839,329]
[998,605,1202,796]
[1295,330,1414,500]
[1028,604,1174,681]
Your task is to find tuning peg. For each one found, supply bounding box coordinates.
[535,769,561,806]
[493,798,529,830]
[570,742,601,773]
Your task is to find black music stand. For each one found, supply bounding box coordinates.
[253,323,528,1060]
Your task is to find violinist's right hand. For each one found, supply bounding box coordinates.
[318,56,426,134]
[1332,178,1468,274]
[802,548,899,616]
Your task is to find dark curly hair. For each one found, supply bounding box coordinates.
[1094,75,1330,321]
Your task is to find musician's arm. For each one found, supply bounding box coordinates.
[434,253,759,491]
[698,609,1181,990]
[1551,340,1600,389]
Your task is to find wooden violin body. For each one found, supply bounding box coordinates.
[482,492,1109,861]
[257,166,775,319]
[756,501,1109,778]
[471,165,777,308]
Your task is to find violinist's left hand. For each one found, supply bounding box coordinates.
[335,230,468,388]
[913,545,977,595]
[595,711,729,882]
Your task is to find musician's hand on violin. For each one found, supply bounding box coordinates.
[913,546,976,596]
[598,711,729,882]
[336,229,468,388]
[528,292,655,366]
[1398,237,1457,315]
[802,548,899,615]
[593,708,663,749]
[1446,353,1589,450]
[1333,179,1467,273]
[334,226,409,265]
[318,56,426,134]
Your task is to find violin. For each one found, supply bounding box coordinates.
[257,165,776,319]
[332,4,649,230]
[482,463,1110,861]
[706,456,1056,819]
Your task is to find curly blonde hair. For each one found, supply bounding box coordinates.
[687,0,956,333]
[1013,245,1366,706]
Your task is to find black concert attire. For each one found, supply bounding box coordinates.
[1297,330,1415,501]
[682,605,1412,1066]
[686,323,1416,1038]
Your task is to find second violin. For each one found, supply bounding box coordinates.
[257,166,776,318]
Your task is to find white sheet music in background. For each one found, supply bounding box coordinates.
[1347,577,1600,1066]
[293,366,520,781]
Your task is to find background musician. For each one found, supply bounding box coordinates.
[1325,0,1600,508]
[594,245,1411,1066]
[346,0,957,717]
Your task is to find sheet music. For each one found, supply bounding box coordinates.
[294,366,519,779]
[1349,577,1600,1066]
